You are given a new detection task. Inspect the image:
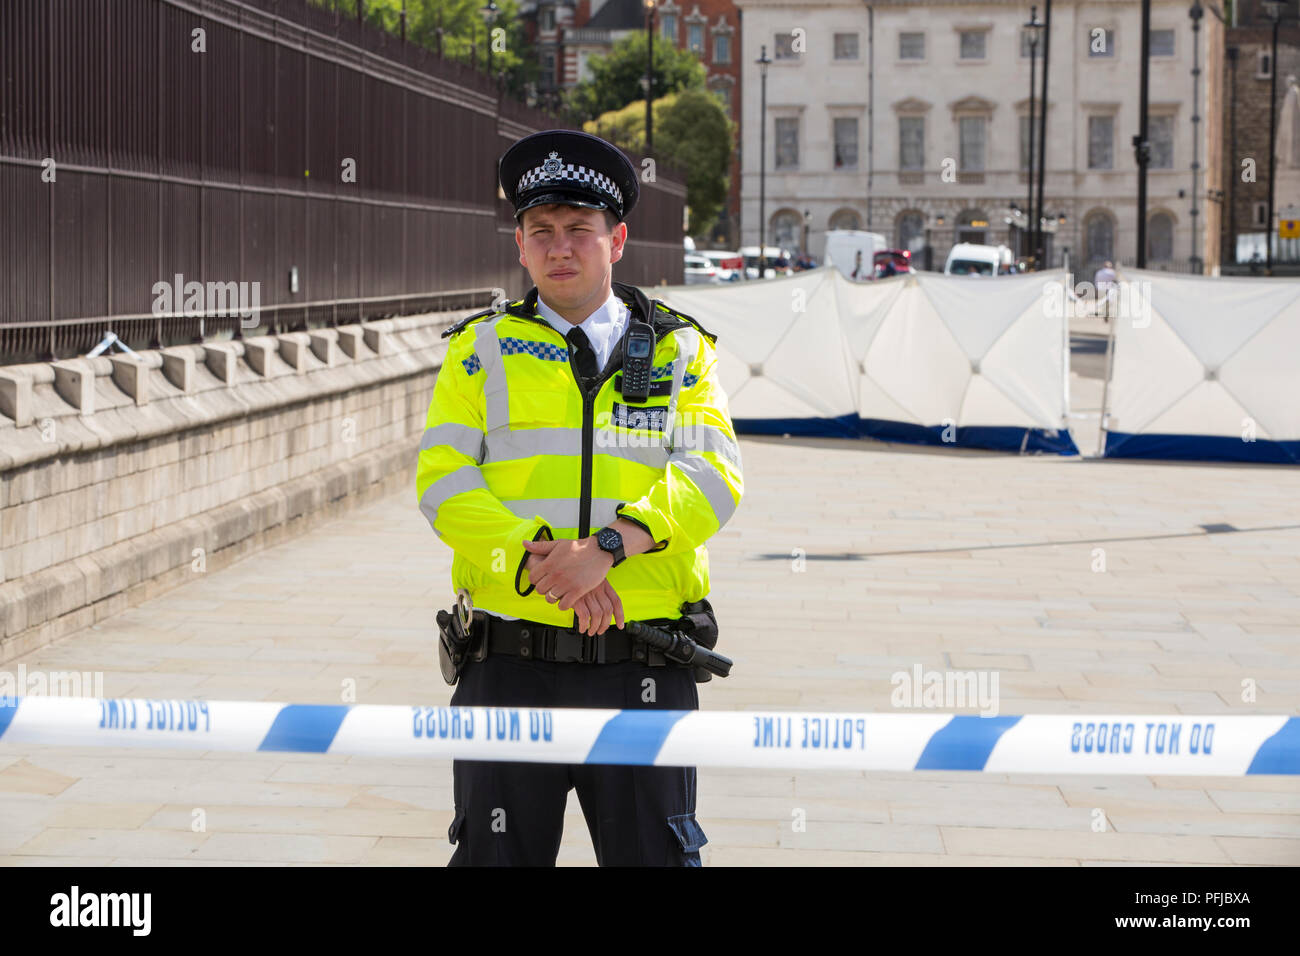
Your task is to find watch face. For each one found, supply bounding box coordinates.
[598,528,622,551]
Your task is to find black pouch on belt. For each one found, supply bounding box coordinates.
[436,608,474,686]
[678,598,720,683]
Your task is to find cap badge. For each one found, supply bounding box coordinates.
[542,151,563,178]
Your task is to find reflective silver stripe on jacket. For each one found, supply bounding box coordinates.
[672,423,742,471]
[669,455,737,528]
[504,496,626,530]
[420,422,486,462]
[664,328,702,452]
[476,316,511,433]
[419,465,489,527]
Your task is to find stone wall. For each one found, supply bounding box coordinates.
[0,314,458,665]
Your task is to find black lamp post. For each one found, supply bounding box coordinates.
[803,208,811,259]
[1189,1,1203,273]
[1025,8,1043,266]
[1265,1,1287,274]
[1034,0,1052,268]
[1135,0,1152,268]
[757,44,771,277]
[645,0,657,153]
[481,1,499,74]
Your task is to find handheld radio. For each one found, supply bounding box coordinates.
[620,321,655,402]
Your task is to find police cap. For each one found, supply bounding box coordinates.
[499,129,639,223]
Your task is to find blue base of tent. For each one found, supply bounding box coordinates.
[732,416,1079,455]
[1104,432,1300,464]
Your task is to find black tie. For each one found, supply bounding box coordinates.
[567,326,599,386]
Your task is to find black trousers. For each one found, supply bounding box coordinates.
[446,652,707,866]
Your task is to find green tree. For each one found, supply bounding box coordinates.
[307,0,537,97]
[586,89,732,238]
[569,31,706,121]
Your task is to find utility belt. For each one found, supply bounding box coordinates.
[436,594,720,686]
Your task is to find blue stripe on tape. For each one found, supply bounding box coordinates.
[0,697,19,741]
[584,710,691,765]
[914,716,1022,771]
[1246,717,1300,775]
[257,704,349,753]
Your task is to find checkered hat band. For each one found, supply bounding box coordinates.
[517,161,622,207]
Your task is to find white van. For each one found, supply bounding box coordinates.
[824,230,888,281]
[738,245,790,279]
[944,243,1015,276]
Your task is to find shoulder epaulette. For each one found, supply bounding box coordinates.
[441,307,498,339]
[652,300,718,344]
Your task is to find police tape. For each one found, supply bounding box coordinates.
[0,697,1296,775]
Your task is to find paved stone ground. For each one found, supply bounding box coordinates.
[2,430,1299,866]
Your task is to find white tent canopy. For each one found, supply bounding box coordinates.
[658,267,1076,454]
[1103,269,1300,463]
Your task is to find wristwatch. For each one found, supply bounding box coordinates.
[595,527,626,567]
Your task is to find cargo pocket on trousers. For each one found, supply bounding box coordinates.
[448,808,466,846]
[666,812,708,865]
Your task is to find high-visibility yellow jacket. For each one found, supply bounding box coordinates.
[416,281,744,627]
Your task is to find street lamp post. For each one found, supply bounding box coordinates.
[1135,0,1152,268]
[1035,0,1052,268]
[481,1,499,75]
[645,0,657,153]
[1189,1,1203,273]
[1025,8,1043,266]
[757,45,771,277]
[803,208,811,260]
[1264,1,1286,274]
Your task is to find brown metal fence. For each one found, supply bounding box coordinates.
[0,0,685,363]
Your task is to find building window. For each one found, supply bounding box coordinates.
[830,208,861,231]
[771,210,802,248]
[899,116,924,170]
[1085,212,1114,266]
[540,9,554,30]
[959,30,987,60]
[1252,201,1268,227]
[959,116,986,171]
[1257,50,1273,78]
[899,32,925,60]
[1088,115,1114,169]
[714,33,731,64]
[712,84,732,111]
[834,33,860,60]
[661,14,677,42]
[897,210,924,252]
[834,117,859,169]
[1087,28,1115,57]
[1148,213,1174,261]
[774,32,798,59]
[688,23,703,53]
[1151,29,1175,56]
[1019,115,1033,171]
[775,117,799,169]
[1150,115,1174,169]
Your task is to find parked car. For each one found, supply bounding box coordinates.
[739,245,792,279]
[700,250,746,282]
[944,243,1015,276]
[873,248,914,278]
[684,253,723,284]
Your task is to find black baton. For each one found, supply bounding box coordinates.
[621,620,733,678]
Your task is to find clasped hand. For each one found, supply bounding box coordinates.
[522,537,625,637]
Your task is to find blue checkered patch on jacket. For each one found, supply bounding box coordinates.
[500,337,569,362]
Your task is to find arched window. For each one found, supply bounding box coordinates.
[1084,210,1114,268]
[1148,212,1174,261]
[829,208,861,231]
[897,210,924,252]
[770,209,802,249]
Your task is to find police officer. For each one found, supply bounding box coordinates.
[416,129,744,866]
